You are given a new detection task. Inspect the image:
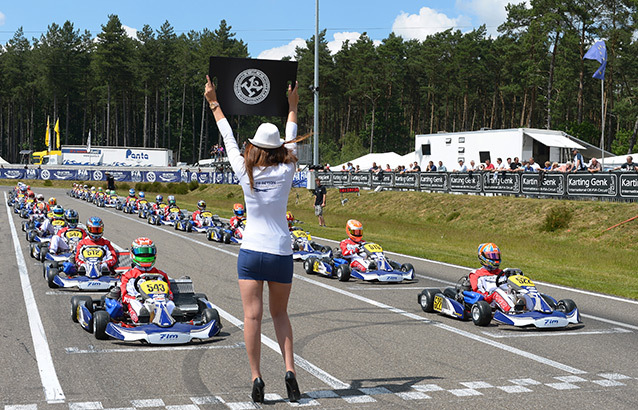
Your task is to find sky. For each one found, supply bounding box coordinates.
[0,1,526,60]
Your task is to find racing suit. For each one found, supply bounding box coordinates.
[125,195,138,208]
[229,216,244,229]
[151,202,166,216]
[339,238,370,272]
[49,226,87,254]
[469,267,513,311]
[75,236,118,272]
[39,217,66,237]
[120,267,175,323]
[163,204,179,220]
[191,209,205,227]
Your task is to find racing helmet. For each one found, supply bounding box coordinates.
[110,190,116,195]
[131,237,157,269]
[97,187,103,193]
[36,193,45,202]
[478,243,501,270]
[286,211,294,228]
[139,191,145,199]
[156,194,163,204]
[233,203,245,219]
[20,184,27,192]
[36,202,47,212]
[64,209,79,228]
[346,219,363,243]
[90,187,96,192]
[197,200,206,210]
[52,205,65,219]
[129,188,135,197]
[48,197,57,206]
[83,185,88,189]
[168,195,176,206]
[86,216,104,240]
[28,191,35,199]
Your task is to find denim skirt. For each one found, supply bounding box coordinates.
[237,248,293,284]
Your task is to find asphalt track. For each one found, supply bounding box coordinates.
[1,187,637,409]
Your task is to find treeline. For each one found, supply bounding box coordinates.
[1,1,637,166]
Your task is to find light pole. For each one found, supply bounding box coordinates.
[313,0,319,166]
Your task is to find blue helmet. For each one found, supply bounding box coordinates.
[86,216,104,240]
[64,209,79,228]
[156,194,163,204]
[139,191,145,199]
[129,188,135,196]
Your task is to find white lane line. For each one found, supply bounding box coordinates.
[312,235,638,306]
[65,342,246,354]
[481,327,632,339]
[345,286,426,291]
[69,199,349,390]
[293,274,586,375]
[580,314,638,331]
[4,193,65,403]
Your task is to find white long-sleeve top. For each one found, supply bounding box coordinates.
[217,118,297,256]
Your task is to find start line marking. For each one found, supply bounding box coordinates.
[481,327,632,339]
[65,342,246,354]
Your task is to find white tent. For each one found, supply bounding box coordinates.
[0,156,9,164]
[332,152,405,171]
[597,154,636,169]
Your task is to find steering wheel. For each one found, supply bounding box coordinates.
[495,270,509,288]
[133,273,164,299]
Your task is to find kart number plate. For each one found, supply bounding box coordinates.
[159,204,167,209]
[313,261,320,271]
[292,230,308,239]
[82,247,104,258]
[139,200,148,205]
[364,243,383,253]
[65,230,83,239]
[139,280,169,295]
[52,220,65,226]
[509,275,535,288]
[170,208,180,213]
[433,295,443,312]
[201,211,213,218]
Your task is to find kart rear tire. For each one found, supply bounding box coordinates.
[71,295,93,323]
[46,267,59,289]
[202,308,222,329]
[556,299,577,314]
[304,257,316,275]
[321,246,331,254]
[39,246,49,262]
[93,310,110,340]
[336,264,350,282]
[418,289,438,313]
[222,232,231,244]
[471,301,492,326]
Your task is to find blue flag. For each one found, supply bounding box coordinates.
[583,40,607,80]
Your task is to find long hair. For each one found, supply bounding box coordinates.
[243,132,312,191]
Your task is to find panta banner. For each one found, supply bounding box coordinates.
[209,57,298,117]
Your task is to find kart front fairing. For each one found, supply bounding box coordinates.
[349,245,415,282]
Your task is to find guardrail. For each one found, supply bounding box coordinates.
[315,170,638,202]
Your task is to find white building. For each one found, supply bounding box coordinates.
[414,128,611,170]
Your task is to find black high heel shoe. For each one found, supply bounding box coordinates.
[285,371,301,402]
[252,377,265,403]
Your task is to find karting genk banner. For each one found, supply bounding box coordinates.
[209,56,297,117]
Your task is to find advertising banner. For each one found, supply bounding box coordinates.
[394,173,418,188]
[566,174,617,197]
[521,173,565,196]
[448,172,481,193]
[619,174,638,198]
[482,172,520,194]
[371,172,393,186]
[419,173,447,191]
[350,172,371,187]
[331,173,350,186]
[316,172,332,186]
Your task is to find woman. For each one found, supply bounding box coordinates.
[205,75,303,403]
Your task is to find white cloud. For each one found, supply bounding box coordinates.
[122,24,138,40]
[0,11,5,26]
[392,7,470,41]
[257,37,306,61]
[327,32,362,54]
[455,0,530,36]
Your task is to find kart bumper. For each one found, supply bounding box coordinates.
[293,250,330,261]
[493,308,581,328]
[105,320,222,344]
[53,275,119,291]
[351,269,414,283]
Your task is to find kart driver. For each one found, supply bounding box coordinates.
[191,200,208,227]
[469,243,514,312]
[125,188,137,206]
[151,194,166,215]
[120,237,175,323]
[339,219,373,272]
[75,216,118,273]
[286,211,296,231]
[38,205,66,237]
[163,195,179,219]
[135,191,147,207]
[229,203,246,229]
[49,209,87,254]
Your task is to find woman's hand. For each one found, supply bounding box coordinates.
[204,75,217,104]
[288,81,299,111]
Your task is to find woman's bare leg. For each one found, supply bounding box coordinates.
[239,279,264,380]
[268,281,295,373]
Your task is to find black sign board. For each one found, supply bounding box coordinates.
[566,174,617,197]
[332,173,350,185]
[449,172,481,192]
[209,57,297,117]
[316,172,332,185]
[394,173,418,188]
[482,172,519,194]
[419,173,447,191]
[371,172,393,186]
[350,173,371,186]
[619,174,638,198]
[521,173,565,196]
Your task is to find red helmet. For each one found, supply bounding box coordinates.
[286,211,294,227]
[233,203,245,219]
[346,219,363,243]
[478,243,501,270]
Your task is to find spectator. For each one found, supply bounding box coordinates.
[341,165,347,172]
[613,156,638,172]
[313,178,327,227]
[588,158,602,173]
[528,157,541,172]
[324,163,331,171]
[495,158,506,171]
[468,160,479,171]
[384,164,392,172]
[550,162,560,171]
[557,162,573,173]
[347,162,354,172]
[354,165,361,173]
[106,172,115,191]
[484,159,495,171]
[505,157,512,169]
[398,165,406,174]
[510,157,521,171]
[454,160,468,172]
[572,149,586,171]
[426,161,437,172]
[438,161,447,172]
[543,161,552,170]
[369,162,380,174]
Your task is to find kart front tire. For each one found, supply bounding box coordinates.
[556,299,577,314]
[71,295,93,323]
[471,301,492,326]
[303,257,316,275]
[202,308,222,329]
[222,232,231,244]
[93,310,110,340]
[46,267,59,289]
[336,264,350,282]
[418,289,438,313]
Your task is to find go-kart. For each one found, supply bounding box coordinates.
[291,229,332,261]
[30,226,85,261]
[136,199,151,218]
[43,245,130,291]
[26,218,66,242]
[176,210,216,233]
[71,274,223,344]
[304,242,415,283]
[207,218,244,244]
[95,193,107,207]
[121,198,139,214]
[148,206,185,226]
[417,268,581,328]
[104,195,120,208]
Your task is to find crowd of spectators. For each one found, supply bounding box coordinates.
[209,144,226,161]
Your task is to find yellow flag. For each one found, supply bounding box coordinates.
[45,116,50,147]
[54,118,60,149]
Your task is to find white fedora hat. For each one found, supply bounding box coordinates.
[248,123,283,149]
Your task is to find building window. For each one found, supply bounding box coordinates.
[458,137,465,143]
[421,144,431,155]
[479,151,491,163]
[458,147,465,153]
[445,138,452,145]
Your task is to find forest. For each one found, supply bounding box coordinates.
[0,0,637,165]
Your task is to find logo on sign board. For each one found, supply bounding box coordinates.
[234,69,270,105]
[146,171,156,183]
[93,170,103,181]
[41,170,51,180]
